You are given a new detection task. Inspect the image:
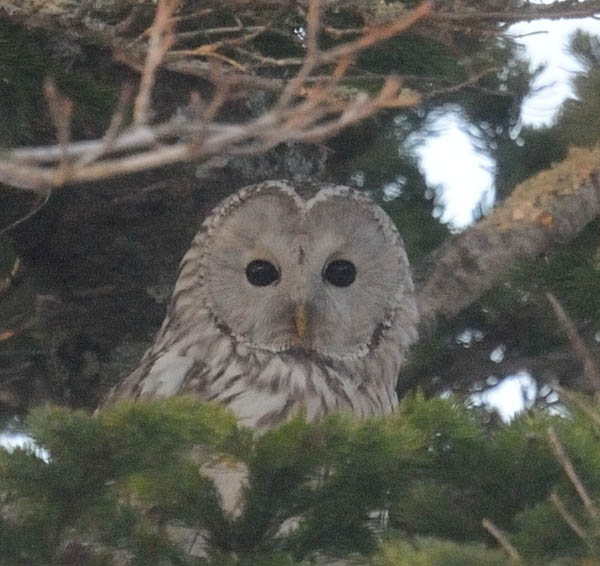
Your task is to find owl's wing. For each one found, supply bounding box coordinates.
[103,347,208,403]
[134,349,198,398]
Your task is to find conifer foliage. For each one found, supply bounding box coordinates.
[2,395,600,565]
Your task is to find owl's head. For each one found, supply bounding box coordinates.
[180,181,417,361]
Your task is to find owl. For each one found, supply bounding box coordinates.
[105,180,419,429]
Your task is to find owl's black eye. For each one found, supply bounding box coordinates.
[323,259,356,287]
[246,260,279,286]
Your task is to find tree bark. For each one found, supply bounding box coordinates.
[415,146,600,330]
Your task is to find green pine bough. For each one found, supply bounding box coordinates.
[1,393,600,565]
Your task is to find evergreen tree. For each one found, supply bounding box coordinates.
[3,394,600,564]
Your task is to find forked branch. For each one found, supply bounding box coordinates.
[0,0,429,193]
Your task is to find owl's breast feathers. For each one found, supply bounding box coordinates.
[105,303,416,430]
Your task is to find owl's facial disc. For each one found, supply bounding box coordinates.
[201,182,412,359]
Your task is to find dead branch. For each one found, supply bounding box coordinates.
[318,2,433,66]
[2,0,585,196]
[275,0,322,110]
[0,257,21,299]
[0,0,427,193]
[78,84,135,166]
[549,491,587,540]
[547,426,599,519]
[546,292,600,392]
[323,2,600,33]
[432,2,600,23]
[43,79,73,163]
[134,0,179,125]
[552,385,600,430]
[423,67,501,99]
[0,81,419,192]
[481,518,521,561]
[0,190,52,238]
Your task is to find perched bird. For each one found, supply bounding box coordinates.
[104,180,419,430]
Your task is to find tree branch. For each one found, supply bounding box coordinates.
[546,292,600,392]
[0,0,427,192]
[549,491,587,540]
[415,147,600,331]
[547,426,599,519]
[432,3,600,23]
[482,518,521,561]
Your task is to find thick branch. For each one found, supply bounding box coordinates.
[433,3,600,23]
[415,146,600,330]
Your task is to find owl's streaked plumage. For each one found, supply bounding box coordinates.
[105,180,418,429]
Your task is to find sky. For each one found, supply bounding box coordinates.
[415,16,600,231]
[2,12,600,448]
[515,17,600,126]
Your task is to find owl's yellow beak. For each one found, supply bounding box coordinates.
[293,304,308,338]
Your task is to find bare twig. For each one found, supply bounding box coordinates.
[43,79,73,163]
[0,0,425,193]
[546,292,600,392]
[423,67,500,99]
[202,64,234,120]
[482,518,521,561]
[547,426,599,519]
[0,257,21,299]
[171,8,213,25]
[163,58,284,90]
[276,0,322,109]
[235,48,304,68]
[551,384,600,431]
[134,0,179,125]
[171,44,246,70]
[550,491,587,539]
[78,83,135,166]
[176,25,265,41]
[172,24,266,60]
[318,1,432,65]
[0,190,52,237]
